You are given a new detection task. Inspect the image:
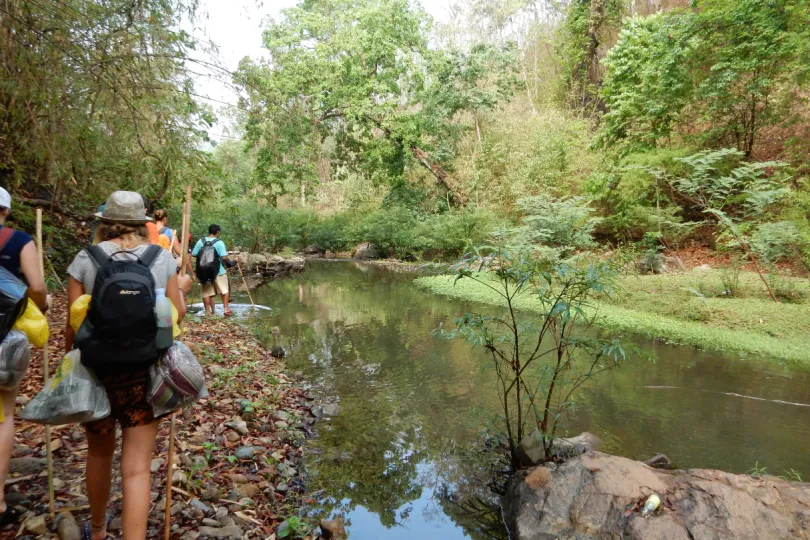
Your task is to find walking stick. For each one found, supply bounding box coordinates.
[235,261,256,309]
[35,209,55,518]
[165,187,192,540]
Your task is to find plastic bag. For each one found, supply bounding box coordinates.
[71,294,180,338]
[20,350,110,425]
[147,341,208,417]
[69,294,91,333]
[13,298,49,348]
[0,266,28,342]
[0,330,30,391]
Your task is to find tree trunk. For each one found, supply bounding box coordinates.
[409,145,465,206]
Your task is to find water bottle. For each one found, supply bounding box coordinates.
[155,288,173,350]
[641,494,660,517]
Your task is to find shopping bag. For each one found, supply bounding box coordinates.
[13,298,49,347]
[147,341,208,417]
[20,350,110,425]
[0,330,30,391]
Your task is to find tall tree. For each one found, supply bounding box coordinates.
[235,0,518,206]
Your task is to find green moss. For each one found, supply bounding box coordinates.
[415,270,810,367]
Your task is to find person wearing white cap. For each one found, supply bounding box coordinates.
[0,187,48,526]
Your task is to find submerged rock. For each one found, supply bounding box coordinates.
[506,451,810,539]
[644,453,676,470]
[320,517,348,539]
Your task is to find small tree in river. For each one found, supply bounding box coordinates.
[438,247,631,469]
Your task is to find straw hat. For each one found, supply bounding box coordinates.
[95,191,153,224]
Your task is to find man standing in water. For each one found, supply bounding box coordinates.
[192,224,234,316]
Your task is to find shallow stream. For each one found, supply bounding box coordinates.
[232,261,810,539]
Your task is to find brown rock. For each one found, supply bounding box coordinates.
[237,483,261,498]
[320,517,347,539]
[226,473,248,485]
[506,452,810,540]
[225,431,241,443]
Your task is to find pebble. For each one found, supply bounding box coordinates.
[225,432,241,443]
[215,507,228,521]
[226,473,248,485]
[201,484,221,502]
[151,458,165,473]
[275,482,289,493]
[23,515,47,535]
[109,517,123,531]
[192,455,208,469]
[225,421,249,436]
[190,498,212,514]
[275,421,289,429]
[179,532,200,540]
[197,526,243,539]
[5,492,30,508]
[53,477,66,490]
[234,446,255,460]
[170,502,183,516]
[202,518,220,527]
[273,410,291,423]
[9,457,46,475]
[259,423,273,433]
[56,511,80,540]
[257,437,273,446]
[172,471,188,485]
[237,484,261,498]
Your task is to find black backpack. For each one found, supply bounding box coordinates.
[195,238,222,284]
[75,245,164,372]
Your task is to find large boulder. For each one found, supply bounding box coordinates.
[301,244,325,258]
[637,254,685,275]
[505,452,810,540]
[352,242,381,260]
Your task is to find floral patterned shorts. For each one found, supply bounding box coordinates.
[84,369,160,435]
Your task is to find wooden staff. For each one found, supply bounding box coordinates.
[235,261,256,309]
[35,209,55,518]
[165,187,191,540]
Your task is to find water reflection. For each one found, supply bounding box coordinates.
[241,261,810,539]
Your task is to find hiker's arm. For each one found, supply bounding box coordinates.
[64,277,84,353]
[19,241,48,311]
[166,274,186,323]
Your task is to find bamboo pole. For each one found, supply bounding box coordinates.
[165,187,191,540]
[235,261,256,309]
[35,209,55,518]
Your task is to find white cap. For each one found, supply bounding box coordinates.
[0,188,10,210]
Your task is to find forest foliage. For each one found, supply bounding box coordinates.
[2,0,810,272]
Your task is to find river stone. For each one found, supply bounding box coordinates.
[273,410,291,423]
[9,457,46,475]
[238,483,261,498]
[320,518,347,540]
[23,515,47,535]
[192,455,208,469]
[352,242,380,260]
[215,507,229,522]
[225,431,241,443]
[322,403,341,416]
[151,458,165,473]
[505,451,810,540]
[201,518,220,527]
[275,481,289,493]
[275,421,289,429]
[644,453,676,470]
[234,446,255,460]
[197,526,242,538]
[5,492,30,508]
[225,421,249,436]
[201,484,221,502]
[190,498,212,514]
[108,517,123,531]
[56,511,80,540]
[226,473,248,485]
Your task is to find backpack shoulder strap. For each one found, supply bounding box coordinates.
[86,245,109,269]
[139,244,162,269]
[0,227,15,253]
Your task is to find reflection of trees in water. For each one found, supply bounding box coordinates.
[253,264,510,536]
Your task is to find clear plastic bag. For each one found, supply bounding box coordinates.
[0,330,30,391]
[20,350,110,425]
[147,341,208,417]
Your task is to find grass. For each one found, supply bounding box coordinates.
[414,269,810,367]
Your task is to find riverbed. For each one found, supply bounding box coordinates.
[231,261,810,539]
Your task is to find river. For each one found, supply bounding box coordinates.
[232,260,810,539]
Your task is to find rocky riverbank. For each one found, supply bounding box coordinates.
[506,450,810,539]
[232,252,306,279]
[7,295,322,539]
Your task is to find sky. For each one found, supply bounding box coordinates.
[190,0,451,139]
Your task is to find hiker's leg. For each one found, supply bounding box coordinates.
[201,282,215,314]
[86,426,116,540]
[120,421,159,540]
[217,274,230,314]
[0,388,18,515]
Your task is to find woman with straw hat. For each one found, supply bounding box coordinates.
[64,191,186,540]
